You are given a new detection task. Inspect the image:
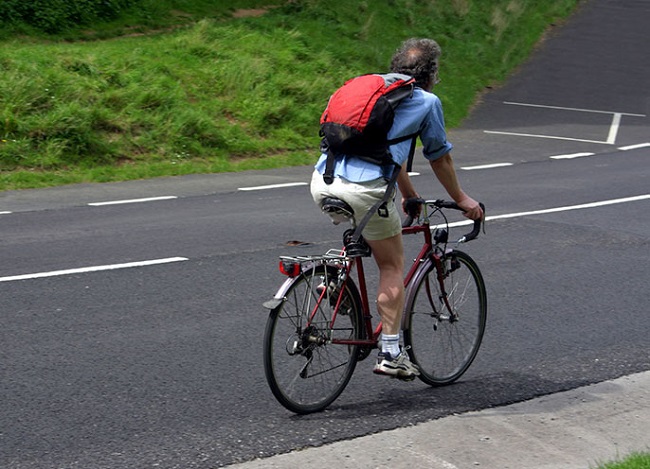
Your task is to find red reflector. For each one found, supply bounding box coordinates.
[279,260,300,277]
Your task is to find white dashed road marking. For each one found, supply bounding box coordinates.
[549,152,595,160]
[238,182,308,191]
[461,163,513,170]
[619,143,650,151]
[88,196,178,206]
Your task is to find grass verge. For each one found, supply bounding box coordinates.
[0,0,581,191]
[597,452,650,469]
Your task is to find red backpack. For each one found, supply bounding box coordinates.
[319,73,419,184]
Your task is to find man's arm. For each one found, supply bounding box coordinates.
[396,164,420,215]
[430,153,483,220]
[396,164,418,199]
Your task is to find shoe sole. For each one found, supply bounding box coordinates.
[373,367,419,381]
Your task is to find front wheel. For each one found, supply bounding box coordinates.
[263,265,363,414]
[404,250,487,386]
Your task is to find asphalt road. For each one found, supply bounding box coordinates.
[1,1,649,468]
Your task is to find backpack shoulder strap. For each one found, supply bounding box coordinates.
[406,136,418,173]
[323,148,336,185]
[348,133,417,244]
[347,160,401,244]
[386,132,419,172]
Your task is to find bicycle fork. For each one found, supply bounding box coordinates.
[433,251,462,322]
[409,251,460,327]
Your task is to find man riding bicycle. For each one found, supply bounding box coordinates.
[310,38,484,380]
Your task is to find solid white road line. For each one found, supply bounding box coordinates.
[484,130,613,145]
[1,211,11,215]
[486,102,645,146]
[441,194,650,229]
[88,196,178,206]
[238,182,308,191]
[502,101,646,117]
[0,257,189,283]
[486,194,650,221]
[607,113,622,144]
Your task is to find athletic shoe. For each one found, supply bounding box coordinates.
[373,351,420,380]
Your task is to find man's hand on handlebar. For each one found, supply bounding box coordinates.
[402,194,422,218]
[457,196,484,221]
[402,196,423,219]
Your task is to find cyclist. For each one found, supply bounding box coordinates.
[311,38,483,380]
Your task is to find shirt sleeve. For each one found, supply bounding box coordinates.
[419,94,453,161]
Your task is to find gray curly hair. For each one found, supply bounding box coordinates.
[390,38,441,88]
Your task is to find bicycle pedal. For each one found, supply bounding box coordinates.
[397,374,417,382]
[386,374,416,381]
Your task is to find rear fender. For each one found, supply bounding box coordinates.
[262,276,298,310]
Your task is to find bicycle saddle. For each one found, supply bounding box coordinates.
[320,197,354,225]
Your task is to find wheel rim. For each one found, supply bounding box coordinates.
[264,266,361,413]
[405,252,486,385]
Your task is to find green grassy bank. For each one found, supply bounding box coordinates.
[598,452,650,469]
[0,0,581,191]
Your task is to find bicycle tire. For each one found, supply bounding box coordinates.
[403,250,487,386]
[263,264,363,414]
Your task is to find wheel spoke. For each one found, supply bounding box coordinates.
[263,265,363,413]
[405,251,486,386]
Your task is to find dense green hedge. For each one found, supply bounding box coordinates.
[0,0,137,33]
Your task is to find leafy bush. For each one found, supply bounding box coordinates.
[0,0,137,34]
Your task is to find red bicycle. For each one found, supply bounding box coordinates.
[263,198,487,414]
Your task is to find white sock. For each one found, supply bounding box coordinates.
[381,333,400,357]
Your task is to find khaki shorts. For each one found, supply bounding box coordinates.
[310,170,401,241]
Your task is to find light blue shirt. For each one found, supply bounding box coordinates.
[315,87,453,182]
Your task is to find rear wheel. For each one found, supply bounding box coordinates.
[263,265,363,413]
[404,250,487,386]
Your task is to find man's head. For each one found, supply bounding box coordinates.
[390,38,441,90]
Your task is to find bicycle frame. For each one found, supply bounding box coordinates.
[268,198,482,351]
[327,218,438,349]
[264,198,485,413]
